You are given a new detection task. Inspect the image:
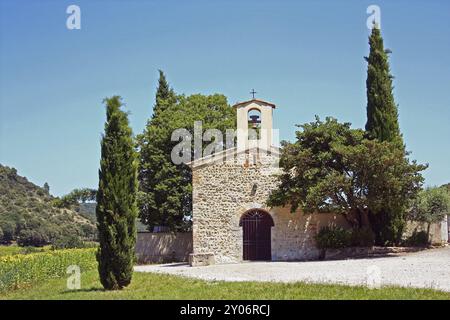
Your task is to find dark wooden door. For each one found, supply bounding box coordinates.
[240,210,274,261]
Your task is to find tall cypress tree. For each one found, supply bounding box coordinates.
[137,70,180,232]
[365,27,402,145]
[365,27,405,244]
[96,96,138,290]
[152,70,176,118]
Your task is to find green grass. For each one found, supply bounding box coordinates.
[1,270,449,300]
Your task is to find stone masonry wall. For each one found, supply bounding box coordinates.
[135,232,192,264]
[404,217,449,245]
[271,208,349,260]
[191,150,350,263]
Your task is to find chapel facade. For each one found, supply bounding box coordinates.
[188,98,348,266]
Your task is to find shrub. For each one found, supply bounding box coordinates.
[51,235,85,250]
[0,248,97,291]
[0,221,16,244]
[20,246,45,255]
[315,226,352,249]
[351,227,375,247]
[82,241,99,249]
[404,230,429,246]
[16,229,49,247]
[80,223,97,240]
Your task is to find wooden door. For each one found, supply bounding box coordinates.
[240,210,274,261]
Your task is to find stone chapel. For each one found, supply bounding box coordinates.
[187,98,349,266]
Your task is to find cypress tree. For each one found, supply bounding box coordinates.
[365,27,402,145]
[96,96,138,290]
[152,70,176,118]
[365,27,405,244]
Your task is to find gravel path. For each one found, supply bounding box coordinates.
[135,246,450,292]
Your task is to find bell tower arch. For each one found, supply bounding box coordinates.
[233,98,276,152]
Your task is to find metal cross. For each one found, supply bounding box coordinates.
[250,89,257,99]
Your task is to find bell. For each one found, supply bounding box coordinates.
[249,115,261,128]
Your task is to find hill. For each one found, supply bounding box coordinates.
[78,202,97,223]
[0,164,96,246]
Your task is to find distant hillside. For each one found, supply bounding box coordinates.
[77,202,97,223]
[0,164,96,246]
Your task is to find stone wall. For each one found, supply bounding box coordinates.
[404,217,449,245]
[192,150,281,264]
[135,232,192,264]
[191,149,350,264]
[271,208,350,261]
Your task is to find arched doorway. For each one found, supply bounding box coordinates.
[239,209,274,261]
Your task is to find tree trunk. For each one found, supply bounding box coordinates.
[346,207,370,230]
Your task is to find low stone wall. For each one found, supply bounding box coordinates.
[271,208,350,261]
[135,232,192,264]
[404,218,449,245]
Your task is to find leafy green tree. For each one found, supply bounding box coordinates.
[43,182,50,194]
[138,72,235,231]
[53,188,97,208]
[17,229,49,247]
[96,96,138,290]
[0,221,16,244]
[72,188,97,203]
[268,117,426,234]
[409,187,450,239]
[365,27,407,244]
[51,234,85,250]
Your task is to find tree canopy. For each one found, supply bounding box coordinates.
[138,76,236,231]
[409,186,450,226]
[267,117,427,231]
[53,188,97,208]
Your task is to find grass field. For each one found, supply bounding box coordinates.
[0,245,23,257]
[0,244,52,257]
[1,269,450,300]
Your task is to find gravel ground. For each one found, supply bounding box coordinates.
[135,246,450,292]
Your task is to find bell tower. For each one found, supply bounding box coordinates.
[233,98,276,152]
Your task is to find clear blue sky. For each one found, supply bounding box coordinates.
[0,0,449,196]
